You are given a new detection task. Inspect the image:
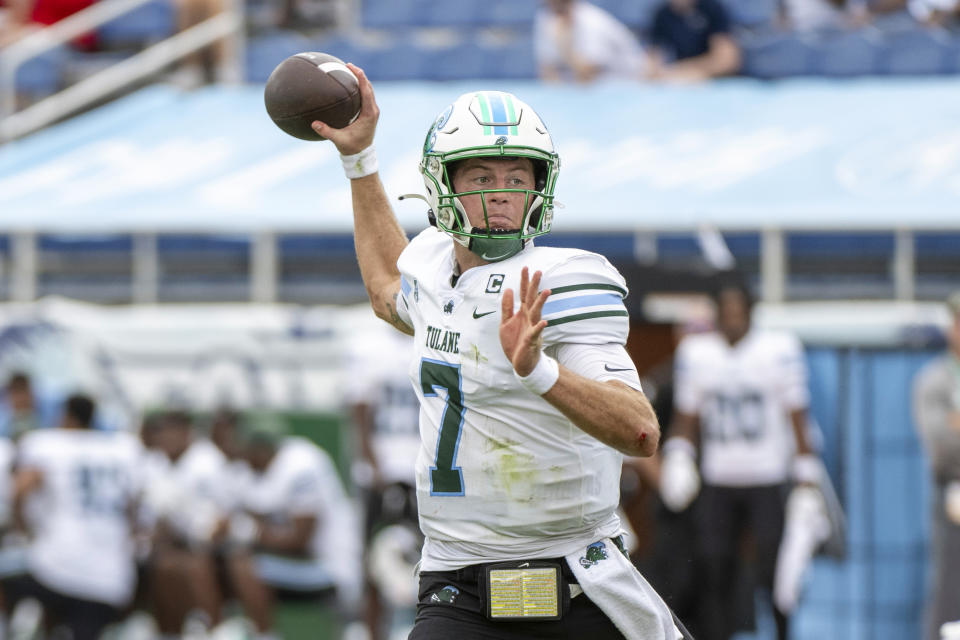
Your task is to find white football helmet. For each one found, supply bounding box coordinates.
[419,91,560,262]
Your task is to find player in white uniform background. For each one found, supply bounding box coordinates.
[342,325,421,640]
[141,409,236,637]
[11,394,144,640]
[313,65,686,639]
[222,414,360,640]
[658,279,827,640]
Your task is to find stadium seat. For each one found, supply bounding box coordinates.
[244,31,314,83]
[814,30,882,77]
[878,28,951,75]
[12,46,69,95]
[590,0,660,30]
[481,38,537,80]
[719,0,778,29]
[97,0,177,48]
[361,0,422,29]
[361,40,428,81]
[740,32,818,78]
[424,41,487,81]
[485,0,538,28]
[419,0,481,27]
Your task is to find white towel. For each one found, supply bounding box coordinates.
[565,538,682,640]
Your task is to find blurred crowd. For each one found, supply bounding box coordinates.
[4,0,960,95]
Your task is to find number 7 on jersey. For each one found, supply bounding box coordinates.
[420,358,465,496]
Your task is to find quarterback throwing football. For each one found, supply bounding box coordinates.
[313,66,684,640]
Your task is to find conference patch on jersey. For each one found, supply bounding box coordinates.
[540,282,627,327]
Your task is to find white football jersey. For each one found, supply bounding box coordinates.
[343,326,420,486]
[674,329,810,487]
[142,438,235,543]
[18,428,144,606]
[396,229,631,570]
[242,437,360,596]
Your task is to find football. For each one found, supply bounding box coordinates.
[264,52,362,141]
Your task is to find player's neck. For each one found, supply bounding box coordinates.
[452,243,489,276]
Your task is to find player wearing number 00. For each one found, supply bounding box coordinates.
[313,67,686,640]
[660,280,829,640]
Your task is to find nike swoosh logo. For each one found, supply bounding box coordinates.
[481,251,512,261]
[604,364,633,372]
[473,308,496,319]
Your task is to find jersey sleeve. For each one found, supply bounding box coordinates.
[549,342,642,391]
[773,332,810,410]
[672,336,704,415]
[540,252,630,347]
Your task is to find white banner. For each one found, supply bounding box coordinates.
[0,298,384,431]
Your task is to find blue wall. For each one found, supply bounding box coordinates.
[789,348,938,640]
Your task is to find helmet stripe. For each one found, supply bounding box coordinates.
[489,93,509,135]
[503,95,519,136]
[476,93,493,136]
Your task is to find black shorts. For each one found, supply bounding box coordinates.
[408,558,626,640]
[4,574,122,640]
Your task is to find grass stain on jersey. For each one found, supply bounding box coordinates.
[497,450,538,503]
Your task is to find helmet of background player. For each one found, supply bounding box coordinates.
[419,91,560,263]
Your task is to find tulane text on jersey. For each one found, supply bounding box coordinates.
[425,325,461,354]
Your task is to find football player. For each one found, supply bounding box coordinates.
[312,67,685,639]
[659,278,827,640]
[342,323,421,640]
[143,409,233,636]
[10,394,144,640]
[222,414,360,640]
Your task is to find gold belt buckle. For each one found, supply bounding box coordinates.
[484,563,562,621]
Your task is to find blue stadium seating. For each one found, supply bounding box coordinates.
[424,41,488,81]
[360,40,429,81]
[418,0,482,28]
[97,0,177,48]
[485,0,539,28]
[13,46,69,95]
[480,38,537,80]
[741,32,818,78]
[879,29,952,75]
[244,30,313,83]
[361,0,422,29]
[814,30,882,77]
[719,0,779,29]
[590,0,660,31]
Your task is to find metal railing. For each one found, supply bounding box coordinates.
[0,0,245,143]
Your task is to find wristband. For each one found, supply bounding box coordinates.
[793,454,822,485]
[515,353,559,395]
[662,437,696,459]
[340,144,378,179]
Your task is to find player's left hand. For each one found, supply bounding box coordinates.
[500,267,551,377]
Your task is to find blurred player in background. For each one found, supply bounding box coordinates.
[10,393,143,640]
[658,278,827,640]
[913,291,960,640]
[343,326,421,640]
[312,67,685,639]
[143,409,231,637]
[222,413,360,640]
[0,372,51,440]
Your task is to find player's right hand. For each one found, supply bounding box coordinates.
[311,63,379,156]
